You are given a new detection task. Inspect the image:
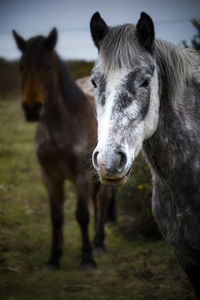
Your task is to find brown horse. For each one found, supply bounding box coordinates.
[12,28,115,271]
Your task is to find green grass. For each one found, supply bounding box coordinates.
[0,99,195,300]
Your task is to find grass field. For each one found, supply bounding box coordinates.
[0,99,195,300]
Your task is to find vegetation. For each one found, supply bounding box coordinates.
[117,155,161,240]
[183,18,200,51]
[0,58,93,100]
[0,59,20,99]
[67,60,94,79]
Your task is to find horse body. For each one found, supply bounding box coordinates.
[34,69,97,270]
[143,79,200,263]
[13,28,114,270]
[90,12,200,297]
[34,73,96,181]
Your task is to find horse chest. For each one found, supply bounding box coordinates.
[34,126,87,178]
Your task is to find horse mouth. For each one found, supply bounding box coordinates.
[22,102,42,122]
[99,175,128,186]
[25,114,40,122]
[98,167,131,186]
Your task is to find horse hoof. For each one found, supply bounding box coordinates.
[80,261,96,272]
[93,247,105,256]
[42,263,60,272]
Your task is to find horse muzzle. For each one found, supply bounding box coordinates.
[22,102,42,122]
[92,147,130,185]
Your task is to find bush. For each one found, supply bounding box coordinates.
[66,60,94,79]
[0,58,94,99]
[117,154,161,240]
[0,58,20,99]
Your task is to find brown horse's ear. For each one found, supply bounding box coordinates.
[136,12,155,53]
[90,12,109,49]
[45,27,57,50]
[12,30,26,52]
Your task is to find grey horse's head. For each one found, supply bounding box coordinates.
[90,12,160,185]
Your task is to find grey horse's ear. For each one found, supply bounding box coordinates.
[45,27,57,50]
[90,12,109,49]
[12,30,26,52]
[136,12,155,52]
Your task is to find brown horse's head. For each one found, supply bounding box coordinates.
[12,28,58,121]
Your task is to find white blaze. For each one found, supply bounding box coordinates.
[94,66,160,175]
[96,70,128,151]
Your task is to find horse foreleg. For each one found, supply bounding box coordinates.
[75,176,96,271]
[92,181,101,229]
[105,188,117,223]
[175,251,200,299]
[42,174,64,271]
[93,186,114,255]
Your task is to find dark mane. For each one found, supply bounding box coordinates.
[57,58,86,109]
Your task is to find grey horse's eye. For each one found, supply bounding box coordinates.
[91,79,97,88]
[140,79,150,88]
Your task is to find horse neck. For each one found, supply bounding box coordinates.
[42,56,86,129]
[57,58,86,112]
[143,70,200,183]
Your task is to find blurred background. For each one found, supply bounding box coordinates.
[0,0,200,98]
[0,1,200,299]
[0,0,200,60]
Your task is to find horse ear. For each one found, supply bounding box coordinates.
[12,30,26,52]
[90,12,109,49]
[136,12,155,52]
[45,27,57,50]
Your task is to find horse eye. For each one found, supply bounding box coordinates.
[91,80,97,88]
[140,79,150,88]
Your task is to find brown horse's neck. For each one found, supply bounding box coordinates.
[57,57,86,110]
[40,56,87,133]
[42,56,84,112]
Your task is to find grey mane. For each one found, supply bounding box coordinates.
[154,39,200,109]
[100,24,200,109]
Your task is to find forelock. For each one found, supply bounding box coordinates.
[99,24,149,73]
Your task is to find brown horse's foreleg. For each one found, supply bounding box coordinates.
[106,189,117,222]
[42,172,64,271]
[92,180,101,228]
[75,175,96,271]
[93,186,114,255]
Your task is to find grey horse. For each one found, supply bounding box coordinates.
[90,11,200,298]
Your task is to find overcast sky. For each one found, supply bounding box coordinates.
[0,0,200,61]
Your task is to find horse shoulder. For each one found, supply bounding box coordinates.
[33,123,53,159]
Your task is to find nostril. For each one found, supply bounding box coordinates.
[118,151,127,171]
[92,150,99,170]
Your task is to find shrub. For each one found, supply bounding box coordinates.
[116,154,161,240]
[0,59,94,99]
